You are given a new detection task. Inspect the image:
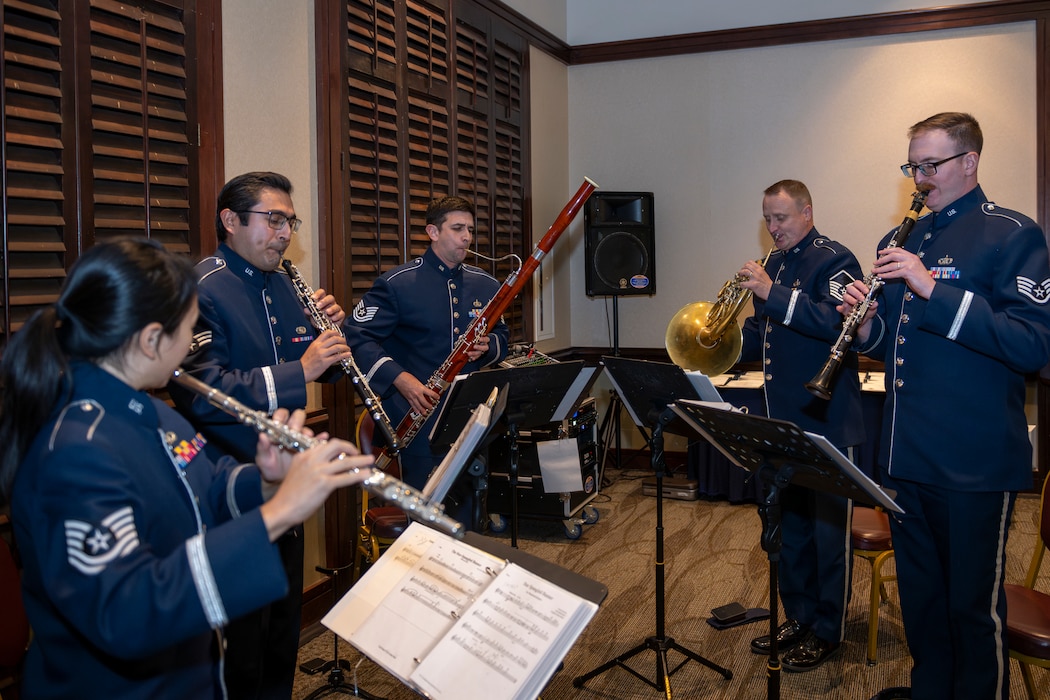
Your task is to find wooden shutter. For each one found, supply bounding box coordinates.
[337,0,528,342]
[1,0,75,339]
[1,0,213,343]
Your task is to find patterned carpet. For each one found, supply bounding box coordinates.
[293,467,1046,699]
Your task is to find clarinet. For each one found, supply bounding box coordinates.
[374,177,599,471]
[170,369,462,538]
[805,187,930,400]
[281,259,400,455]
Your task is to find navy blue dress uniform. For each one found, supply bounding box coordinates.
[171,243,335,462]
[858,185,1050,698]
[740,228,864,650]
[169,242,332,700]
[343,247,509,489]
[12,361,288,700]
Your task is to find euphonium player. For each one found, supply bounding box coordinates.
[839,113,1050,700]
[737,180,865,672]
[343,196,509,501]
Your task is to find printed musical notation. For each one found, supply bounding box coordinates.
[322,522,598,700]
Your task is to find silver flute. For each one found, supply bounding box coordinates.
[171,369,462,538]
[281,259,400,455]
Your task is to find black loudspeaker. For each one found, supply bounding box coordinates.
[584,192,655,296]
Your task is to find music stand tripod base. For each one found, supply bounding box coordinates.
[572,397,732,696]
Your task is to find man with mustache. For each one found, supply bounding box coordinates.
[170,171,350,699]
[344,195,508,495]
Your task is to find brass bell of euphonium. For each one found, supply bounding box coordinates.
[664,249,774,376]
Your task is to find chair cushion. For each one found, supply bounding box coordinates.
[852,508,893,551]
[365,506,409,539]
[1006,584,1050,659]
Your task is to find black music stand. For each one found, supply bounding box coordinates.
[430,361,597,547]
[423,383,508,532]
[669,399,902,700]
[574,358,733,697]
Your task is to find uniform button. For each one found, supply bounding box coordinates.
[901,314,910,324]
[764,342,770,349]
[895,378,904,388]
[450,283,457,290]
[265,295,272,304]
[904,292,914,302]
[453,327,460,334]
[278,358,285,364]
[454,312,460,319]
[895,357,904,366]
[764,358,771,365]
[270,315,278,324]
[275,337,282,345]
[764,373,772,381]
[924,232,932,240]
[453,297,458,304]
[897,336,905,345]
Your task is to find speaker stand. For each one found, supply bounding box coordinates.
[598,294,650,474]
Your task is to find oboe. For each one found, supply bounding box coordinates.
[805,187,930,400]
[281,259,400,455]
[170,369,461,538]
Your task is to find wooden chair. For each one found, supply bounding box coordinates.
[1006,478,1050,699]
[852,506,896,666]
[353,413,408,578]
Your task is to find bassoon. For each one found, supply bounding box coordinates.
[374,177,599,470]
[805,187,930,400]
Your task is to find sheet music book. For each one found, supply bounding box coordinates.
[684,369,725,403]
[422,386,500,504]
[322,522,600,700]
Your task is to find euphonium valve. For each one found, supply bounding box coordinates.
[665,248,774,376]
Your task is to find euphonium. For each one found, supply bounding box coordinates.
[170,369,462,537]
[805,187,930,400]
[665,248,774,376]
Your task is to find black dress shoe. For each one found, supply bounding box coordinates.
[750,619,810,654]
[781,631,840,672]
[870,688,911,700]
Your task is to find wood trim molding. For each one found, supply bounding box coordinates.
[568,1,1050,64]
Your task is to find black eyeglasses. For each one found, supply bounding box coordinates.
[900,152,967,178]
[240,210,302,233]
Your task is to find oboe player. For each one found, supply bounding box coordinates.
[737,180,864,672]
[839,113,1050,700]
[168,172,352,700]
[343,196,509,496]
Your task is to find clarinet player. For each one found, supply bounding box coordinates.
[169,172,352,700]
[839,112,1050,700]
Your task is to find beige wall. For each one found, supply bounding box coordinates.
[222,0,327,585]
[567,23,1038,352]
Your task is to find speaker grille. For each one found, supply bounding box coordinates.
[593,231,650,291]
